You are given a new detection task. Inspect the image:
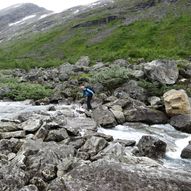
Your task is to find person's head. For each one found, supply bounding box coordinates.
[80,85,85,90]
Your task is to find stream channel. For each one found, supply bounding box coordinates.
[0,101,191,172]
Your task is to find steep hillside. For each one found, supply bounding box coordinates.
[0,3,52,43]
[0,0,191,69]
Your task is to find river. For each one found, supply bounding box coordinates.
[0,101,191,171]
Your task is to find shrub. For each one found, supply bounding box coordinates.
[0,79,52,101]
[91,65,130,89]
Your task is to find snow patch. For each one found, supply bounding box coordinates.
[12,4,22,9]
[73,9,79,14]
[9,14,36,26]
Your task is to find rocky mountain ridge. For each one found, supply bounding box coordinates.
[0,1,114,43]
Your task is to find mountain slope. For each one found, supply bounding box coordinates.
[0,0,191,69]
[0,3,52,43]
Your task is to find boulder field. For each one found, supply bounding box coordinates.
[0,57,191,190]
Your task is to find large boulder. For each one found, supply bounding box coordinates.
[66,117,97,131]
[170,114,191,133]
[21,118,43,132]
[137,135,167,159]
[18,139,75,179]
[63,160,191,191]
[163,89,191,116]
[110,105,125,124]
[0,165,29,191]
[0,121,21,132]
[144,60,179,84]
[80,136,108,158]
[45,128,69,142]
[124,106,168,124]
[75,56,90,67]
[0,131,25,139]
[93,105,117,128]
[114,80,147,102]
[58,63,75,81]
[181,142,191,159]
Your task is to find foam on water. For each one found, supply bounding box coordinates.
[98,125,146,142]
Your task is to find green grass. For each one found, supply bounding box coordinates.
[0,77,52,101]
[1,13,191,69]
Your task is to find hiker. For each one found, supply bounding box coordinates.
[80,85,95,111]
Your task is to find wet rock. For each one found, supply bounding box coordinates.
[163,89,191,116]
[114,139,136,147]
[0,121,21,132]
[18,184,38,191]
[45,128,69,142]
[34,97,50,106]
[17,112,36,122]
[92,105,117,128]
[0,131,26,139]
[144,60,179,84]
[170,114,191,133]
[181,143,191,159]
[137,135,167,159]
[110,105,125,124]
[63,160,191,191]
[66,117,97,131]
[84,131,113,142]
[123,122,149,129]
[124,106,168,124]
[80,136,108,158]
[22,118,43,132]
[48,105,56,111]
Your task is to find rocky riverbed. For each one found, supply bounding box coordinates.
[0,57,191,190]
[0,101,191,191]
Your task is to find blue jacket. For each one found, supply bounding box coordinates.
[83,87,94,97]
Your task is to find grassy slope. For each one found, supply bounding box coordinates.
[0,1,191,69]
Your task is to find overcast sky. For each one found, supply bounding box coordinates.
[0,0,98,12]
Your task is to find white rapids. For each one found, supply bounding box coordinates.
[0,101,191,170]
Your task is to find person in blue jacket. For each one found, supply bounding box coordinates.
[80,85,95,111]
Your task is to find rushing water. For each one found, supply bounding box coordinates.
[98,124,191,170]
[0,101,191,170]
